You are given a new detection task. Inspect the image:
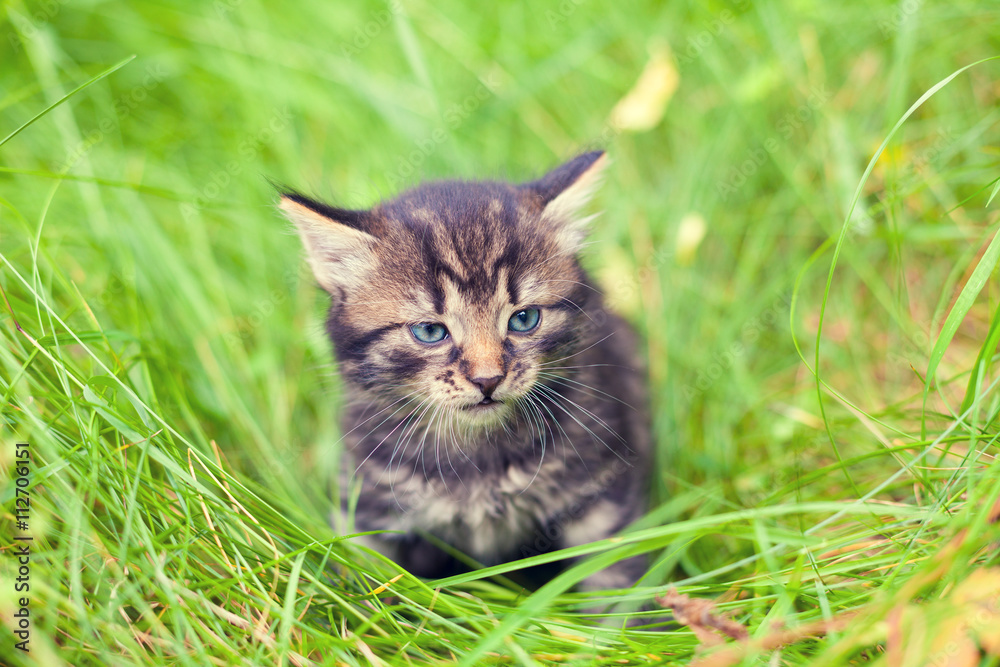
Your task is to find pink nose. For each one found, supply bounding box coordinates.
[471,375,503,397]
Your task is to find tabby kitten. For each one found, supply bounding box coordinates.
[280,151,650,594]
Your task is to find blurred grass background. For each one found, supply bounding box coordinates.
[2,0,1000,664]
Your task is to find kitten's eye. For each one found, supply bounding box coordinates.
[410,322,449,344]
[508,308,541,333]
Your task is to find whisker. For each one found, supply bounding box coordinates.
[539,332,617,367]
[356,396,424,476]
[533,383,632,465]
[338,393,417,445]
[415,404,441,499]
[526,385,584,470]
[440,406,465,489]
[516,392,551,494]
[537,371,638,411]
[398,400,436,480]
[536,382,629,445]
[539,363,632,371]
[536,277,603,295]
[452,415,481,471]
[383,398,436,508]
[392,401,439,504]
[390,400,432,466]
[385,403,434,499]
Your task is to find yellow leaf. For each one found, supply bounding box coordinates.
[675,212,707,266]
[951,567,1000,605]
[370,573,404,595]
[608,42,679,132]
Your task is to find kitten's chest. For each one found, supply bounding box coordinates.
[384,458,571,560]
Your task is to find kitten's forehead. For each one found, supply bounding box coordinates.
[371,181,562,311]
[379,180,532,243]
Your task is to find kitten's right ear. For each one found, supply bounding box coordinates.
[278,193,378,295]
[521,151,608,253]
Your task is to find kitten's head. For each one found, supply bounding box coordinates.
[280,151,607,428]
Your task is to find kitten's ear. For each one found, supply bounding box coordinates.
[521,150,608,252]
[278,193,378,295]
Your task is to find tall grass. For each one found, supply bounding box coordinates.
[2,0,1000,664]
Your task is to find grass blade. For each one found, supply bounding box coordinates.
[923,227,1000,435]
[0,55,135,150]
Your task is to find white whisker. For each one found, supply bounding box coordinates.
[533,382,632,464]
[537,371,637,411]
[539,332,617,367]
[352,395,422,474]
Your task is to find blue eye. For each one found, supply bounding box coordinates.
[410,322,448,344]
[508,308,540,333]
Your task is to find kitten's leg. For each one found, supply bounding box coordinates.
[555,499,648,622]
[333,507,460,579]
[370,533,461,578]
[575,554,647,593]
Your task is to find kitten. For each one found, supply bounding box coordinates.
[280,151,651,595]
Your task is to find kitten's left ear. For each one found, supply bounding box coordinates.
[278,193,379,295]
[521,150,609,252]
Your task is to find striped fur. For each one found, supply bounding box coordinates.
[281,151,650,593]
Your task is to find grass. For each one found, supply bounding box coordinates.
[2,0,1000,664]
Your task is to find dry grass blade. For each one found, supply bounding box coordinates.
[656,588,748,646]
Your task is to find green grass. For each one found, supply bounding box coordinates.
[2,0,1000,664]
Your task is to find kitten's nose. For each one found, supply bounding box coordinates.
[471,374,504,398]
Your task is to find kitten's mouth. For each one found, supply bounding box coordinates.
[465,397,502,410]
